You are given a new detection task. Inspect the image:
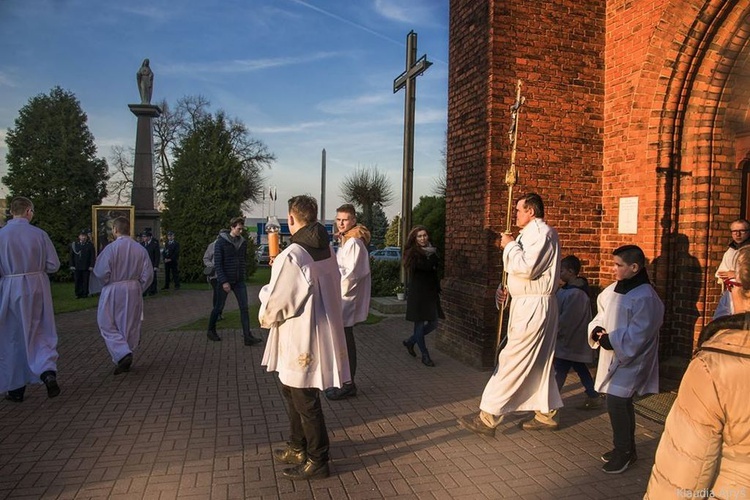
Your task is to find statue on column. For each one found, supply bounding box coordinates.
[136,58,154,104]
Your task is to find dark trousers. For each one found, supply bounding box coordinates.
[606,394,636,455]
[208,281,250,338]
[407,319,439,356]
[164,262,180,289]
[344,326,356,381]
[281,384,329,463]
[209,279,224,315]
[146,270,158,295]
[73,269,90,298]
[554,358,599,398]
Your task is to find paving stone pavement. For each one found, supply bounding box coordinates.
[0,286,664,499]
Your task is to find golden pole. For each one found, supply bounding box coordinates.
[495,79,525,360]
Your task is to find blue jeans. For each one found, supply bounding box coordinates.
[208,281,250,338]
[554,357,599,398]
[407,319,439,357]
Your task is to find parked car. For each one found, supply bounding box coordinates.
[256,244,270,265]
[370,247,401,261]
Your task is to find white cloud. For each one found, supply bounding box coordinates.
[0,72,15,88]
[252,121,328,134]
[316,93,390,115]
[112,4,174,22]
[373,0,439,25]
[161,52,342,76]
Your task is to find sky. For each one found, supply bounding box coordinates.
[0,0,449,222]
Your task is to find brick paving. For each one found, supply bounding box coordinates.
[0,286,664,499]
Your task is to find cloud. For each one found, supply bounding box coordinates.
[112,4,174,22]
[316,93,390,115]
[0,72,15,88]
[373,0,439,25]
[290,0,402,46]
[160,52,342,76]
[251,121,328,134]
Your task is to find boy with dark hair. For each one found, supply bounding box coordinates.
[260,195,350,480]
[589,244,664,474]
[207,216,263,346]
[554,255,601,409]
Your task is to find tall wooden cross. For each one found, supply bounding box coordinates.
[393,30,432,282]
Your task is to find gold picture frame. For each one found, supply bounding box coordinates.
[92,205,135,255]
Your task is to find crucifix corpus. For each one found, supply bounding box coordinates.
[496,79,526,360]
[393,30,432,283]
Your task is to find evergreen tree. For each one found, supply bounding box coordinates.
[369,205,388,248]
[3,86,108,267]
[161,112,272,280]
[384,214,401,247]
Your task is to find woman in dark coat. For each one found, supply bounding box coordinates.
[402,225,444,367]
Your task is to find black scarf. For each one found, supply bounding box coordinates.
[614,267,651,295]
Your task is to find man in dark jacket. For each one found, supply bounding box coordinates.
[69,229,95,298]
[207,217,263,346]
[141,230,160,296]
[162,231,180,290]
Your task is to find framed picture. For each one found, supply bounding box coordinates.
[92,205,135,255]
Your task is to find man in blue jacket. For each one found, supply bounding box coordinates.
[207,216,263,346]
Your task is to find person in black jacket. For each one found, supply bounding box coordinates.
[206,217,263,346]
[161,231,180,290]
[402,225,444,367]
[69,229,95,298]
[141,230,160,296]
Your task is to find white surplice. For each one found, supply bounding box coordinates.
[337,236,371,327]
[260,244,350,390]
[480,218,563,415]
[0,218,60,392]
[93,235,153,363]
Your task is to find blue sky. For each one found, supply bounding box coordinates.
[0,0,449,222]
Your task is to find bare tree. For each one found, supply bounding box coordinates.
[340,166,394,231]
[107,145,134,204]
[432,131,447,197]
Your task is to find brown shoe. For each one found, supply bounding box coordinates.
[273,446,307,465]
[521,417,559,431]
[456,413,496,437]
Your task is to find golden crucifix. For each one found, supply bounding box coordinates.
[496,79,525,359]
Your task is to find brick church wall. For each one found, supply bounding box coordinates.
[442,0,606,368]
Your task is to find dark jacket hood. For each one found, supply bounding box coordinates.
[291,222,331,262]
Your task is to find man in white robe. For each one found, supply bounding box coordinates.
[260,195,350,481]
[0,197,61,401]
[325,203,371,401]
[93,216,153,375]
[457,193,562,436]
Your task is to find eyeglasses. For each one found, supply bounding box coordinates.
[731,230,749,234]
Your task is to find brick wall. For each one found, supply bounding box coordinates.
[442,0,606,368]
[445,0,750,370]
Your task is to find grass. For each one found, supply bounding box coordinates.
[50,264,384,328]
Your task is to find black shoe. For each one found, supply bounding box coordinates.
[402,340,416,357]
[244,335,264,346]
[601,448,637,464]
[421,355,435,367]
[273,446,307,465]
[113,353,133,375]
[217,314,224,321]
[207,331,221,342]
[4,387,25,403]
[40,371,60,398]
[602,451,636,474]
[282,459,330,480]
[456,413,495,437]
[325,383,357,400]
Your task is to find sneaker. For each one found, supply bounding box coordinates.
[602,451,635,474]
[576,395,604,410]
[41,371,61,398]
[601,448,637,464]
[273,446,307,465]
[456,413,496,437]
[282,459,330,480]
[207,331,221,342]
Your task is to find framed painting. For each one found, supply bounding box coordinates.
[92,205,135,255]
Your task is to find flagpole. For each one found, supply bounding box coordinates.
[495,79,525,361]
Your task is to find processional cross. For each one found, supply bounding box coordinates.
[496,80,526,359]
[393,30,432,283]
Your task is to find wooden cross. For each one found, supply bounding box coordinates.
[393,30,432,283]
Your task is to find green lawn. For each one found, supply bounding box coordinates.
[50,264,384,328]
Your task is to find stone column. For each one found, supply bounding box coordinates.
[128,103,161,238]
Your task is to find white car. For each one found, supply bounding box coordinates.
[370,247,401,262]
